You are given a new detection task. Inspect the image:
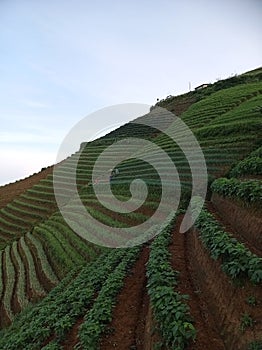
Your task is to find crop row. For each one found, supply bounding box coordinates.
[26,233,59,286]
[2,245,15,322]
[196,120,261,140]
[211,178,262,205]
[0,233,60,326]
[146,217,196,349]
[0,251,3,299]
[210,94,262,126]
[76,246,141,349]
[191,197,262,284]
[12,241,29,309]
[181,82,262,129]
[0,248,135,349]
[229,146,262,178]
[20,237,46,298]
[34,223,84,277]
[229,156,262,178]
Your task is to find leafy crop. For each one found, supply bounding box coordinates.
[146,217,196,349]
[0,249,127,349]
[211,178,262,205]
[247,340,262,350]
[240,313,254,332]
[191,200,262,284]
[76,246,140,349]
[229,156,262,178]
[20,236,46,298]
[228,146,262,178]
[3,245,15,322]
[12,241,29,309]
[26,232,59,286]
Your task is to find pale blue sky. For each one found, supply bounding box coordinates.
[0,0,261,185]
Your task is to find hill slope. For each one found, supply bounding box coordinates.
[0,67,261,349]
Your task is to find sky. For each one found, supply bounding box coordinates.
[0,0,261,185]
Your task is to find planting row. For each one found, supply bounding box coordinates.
[181,82,262,129]
[0,247,140,349]
[229,146,262,178]
[191,198,262,284]
[76,246,141,349]
[146,216,196,349]
[0,232,60,327]
[211,178,262,206]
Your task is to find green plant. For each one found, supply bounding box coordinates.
[153,342,164,350]
[211,178,262,205]
[246,296,257,306]
[191,201,262,284]
[146,218,196,349]
[240,313,254,332]
[229,145,262,178]
[77,247,140,349]
[0,249,127,349]
[247,340,262,350]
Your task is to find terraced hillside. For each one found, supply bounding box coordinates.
[0,67,261,349]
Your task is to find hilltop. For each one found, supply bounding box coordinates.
[0,67,261,349]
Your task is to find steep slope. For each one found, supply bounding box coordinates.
[0,67,261,349]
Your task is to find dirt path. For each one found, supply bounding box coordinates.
[187,223,262,348]
[169,215,225,350]
[61,317,84,349]
[206,201,261,257]
[0,166,53,209]
[62,216,227,350]
[60,245,149,350]
[99,245,149,350]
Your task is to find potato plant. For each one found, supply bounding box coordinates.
[0,249,127,349]
[191,201,262,284]
[77,246,140,349]
[211,178,262,205]
[146,217,196,349]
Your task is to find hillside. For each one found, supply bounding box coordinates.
[0,67,261,349]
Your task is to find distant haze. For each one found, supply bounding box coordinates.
[0,0,261,185]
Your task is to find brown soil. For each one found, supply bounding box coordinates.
[86,201,158,228]
[0,251,11,328]
[60,245,150,350]
[9,245,21,315]
[35,233,64,281]
[24,235,56,292]
[41,281,80,348]
[167,95,196,116]
[187,226,262,349]
[17,240,34,302]
[99,245,149,350]
[211,193,262,255]
[86,202,149,227]
[61,317,84,349]
[0,166,53,209]
[59,210,261,350]
[207,200,261,257]
[169,215,225,350]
